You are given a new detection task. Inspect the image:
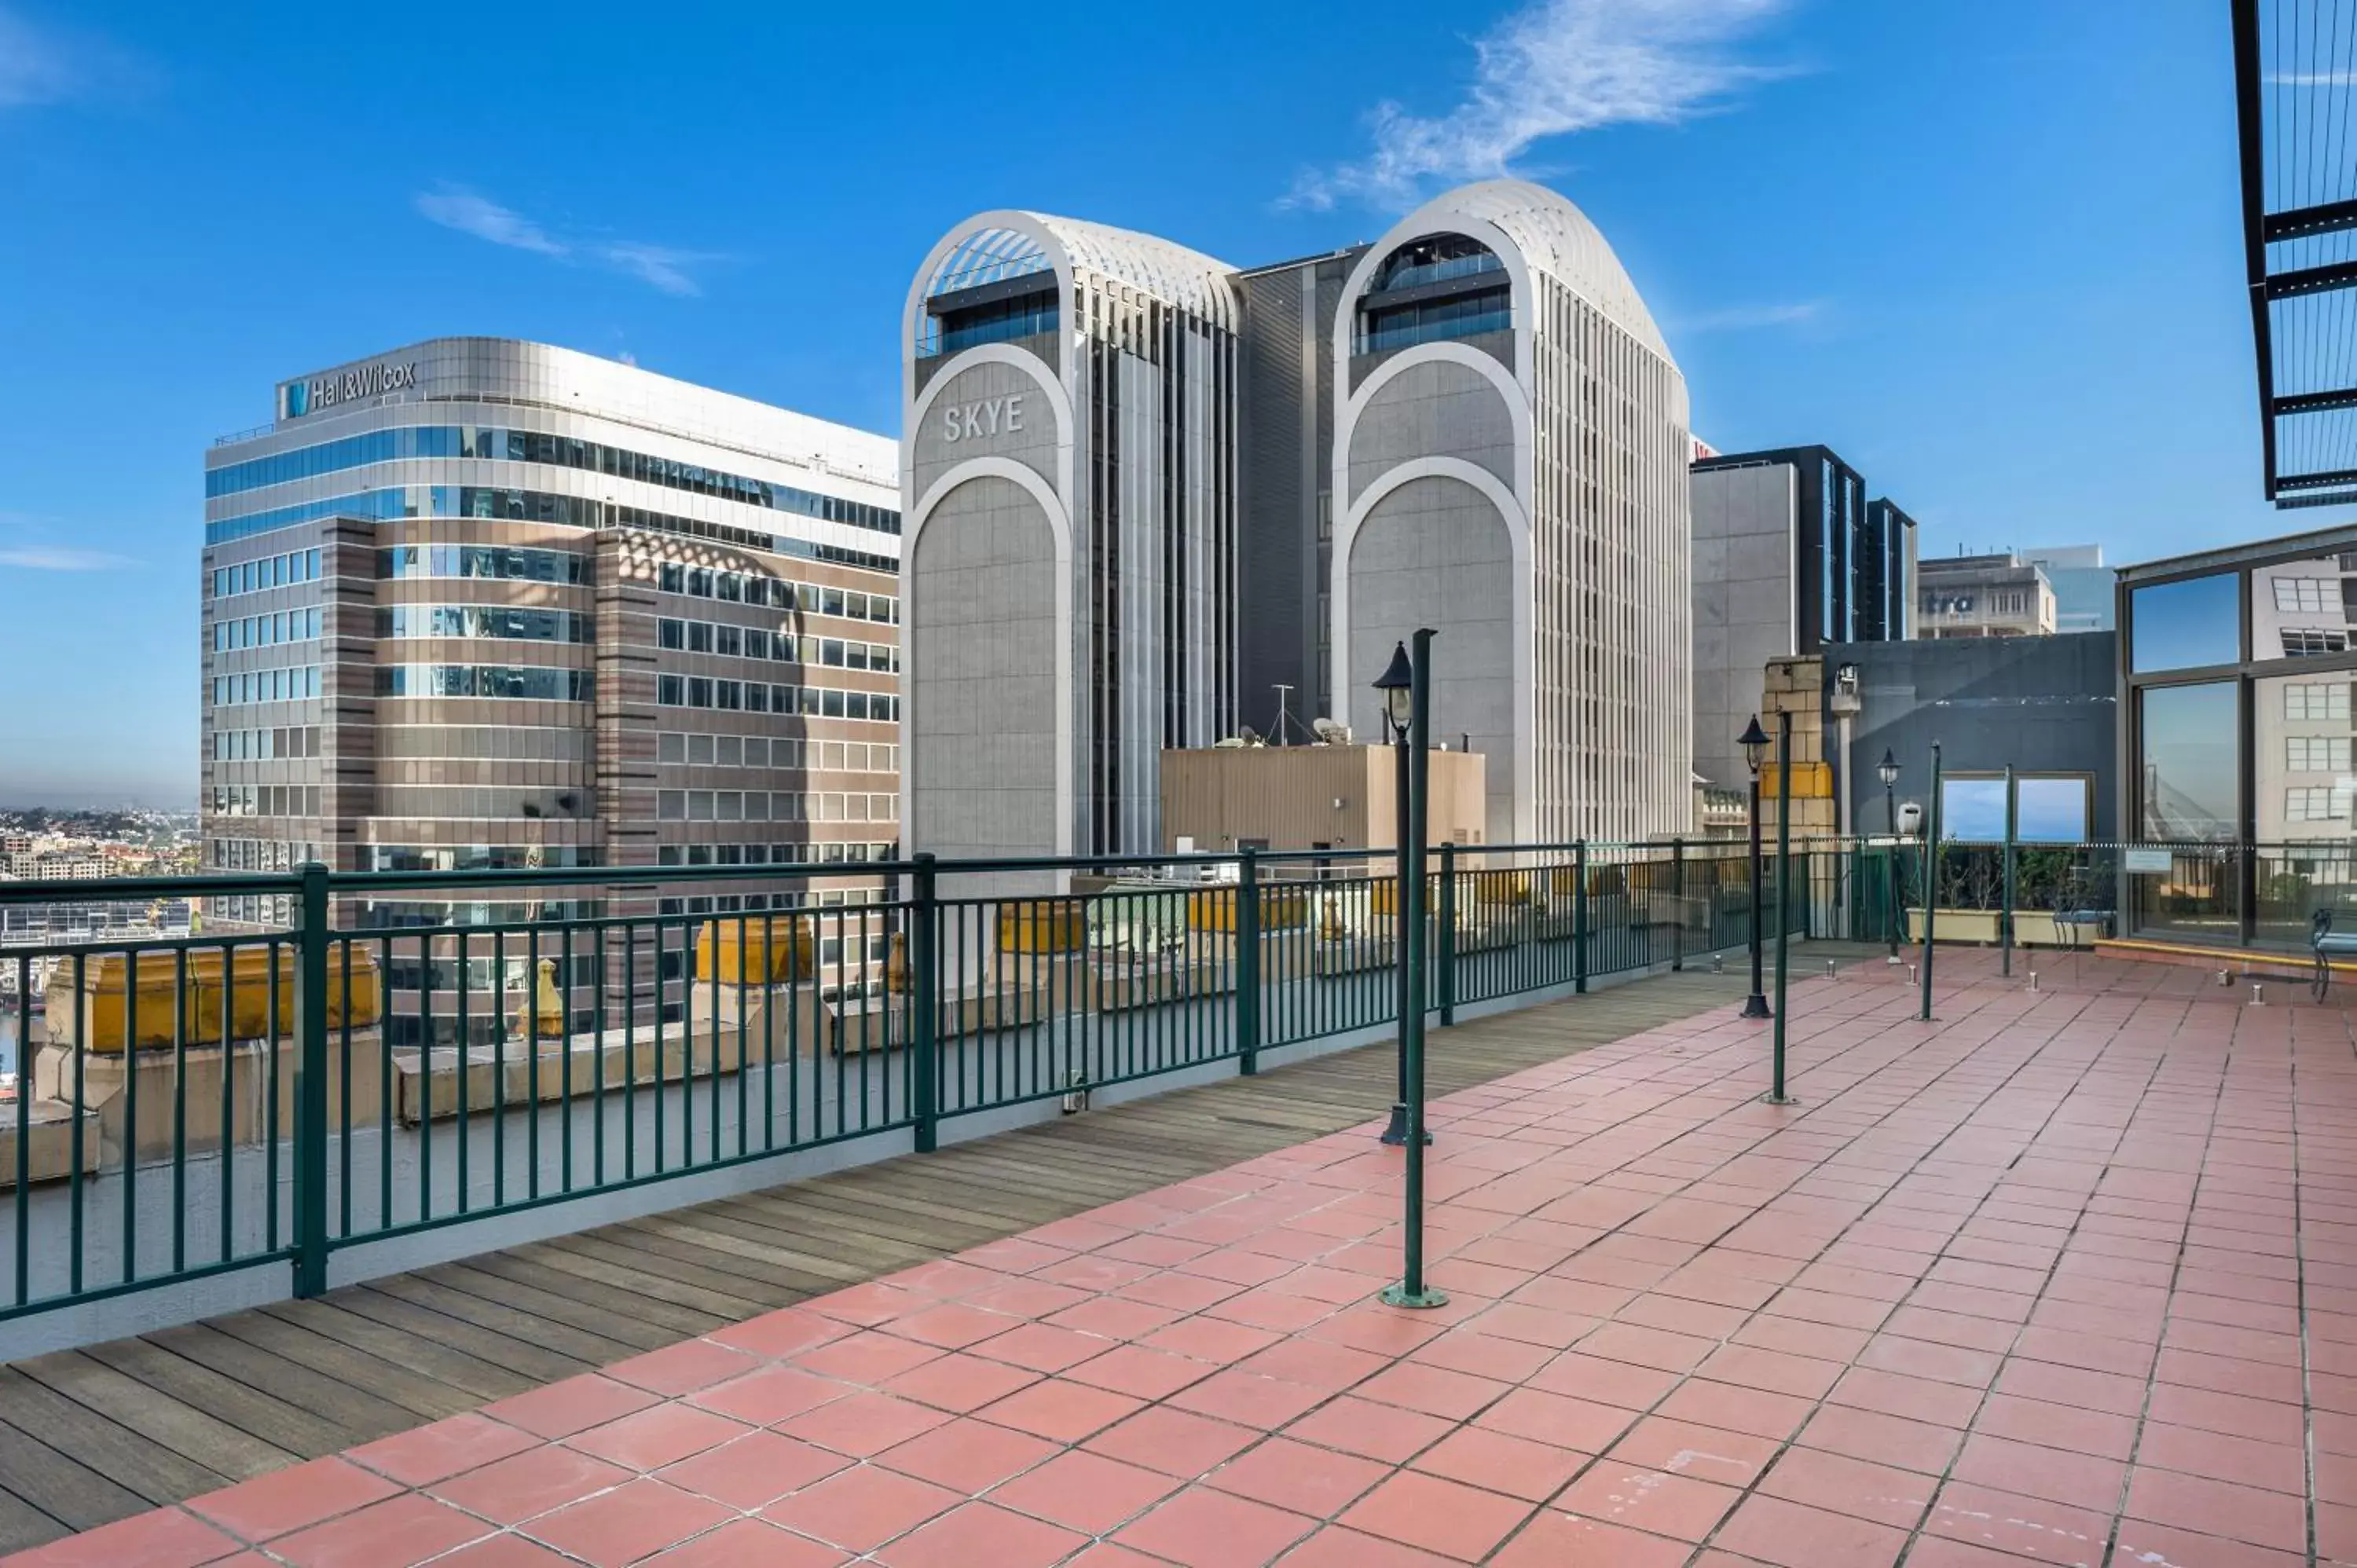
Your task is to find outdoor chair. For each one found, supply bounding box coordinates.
[2312,909,2357,1000]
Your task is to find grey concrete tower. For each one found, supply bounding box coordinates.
[900,215,1240,866]
[1331,181,1694,844]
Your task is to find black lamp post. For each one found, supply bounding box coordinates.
[1376,643,1420,1149]
[1739,715,1772,1019]
[1878,748,1901,962]
[1377,632,1445,1310]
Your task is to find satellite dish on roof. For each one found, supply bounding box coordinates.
[1312,717,1351,746]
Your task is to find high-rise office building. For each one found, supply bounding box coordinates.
[1918,551,2058,639]
[900,218,1238,864]
[1233,246,1370,739]
[202,339,901,1038]
[1688,445,1917,790]
[2025,544,2115,632]
[899,179,1695,859]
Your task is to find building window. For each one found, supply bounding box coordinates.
[2286,786,2349,822]
[2275,577,2344,614]
[2139,681,2238,840]
[2282,628,2352,658]
[2289,736,2354,773]
[2130,573,2239,673]
[2287,683,2352,720]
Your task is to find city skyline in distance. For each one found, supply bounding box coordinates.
[0,0,2282,806]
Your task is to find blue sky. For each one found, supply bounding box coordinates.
[0,0,2275,805]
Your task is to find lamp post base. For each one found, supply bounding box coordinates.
[1381,1282,1450,1310]
[1379,1104,1431,1146]
[1740,994,1772,1020]
[1762,1092,1801,1106]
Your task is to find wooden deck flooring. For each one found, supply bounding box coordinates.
[0,963,1765,1552]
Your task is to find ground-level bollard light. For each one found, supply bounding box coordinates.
[1378,629,1447,1311]
[2253,983,2266,1006]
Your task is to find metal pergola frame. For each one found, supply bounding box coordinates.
[2236,0,2357,507]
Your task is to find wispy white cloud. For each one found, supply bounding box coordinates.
[596,242,719,299]
[0,5,148,109]
[413,186,566,256]
[2269,71,2357,86]
[412,185,724,295]
[1286,0,1795,212]
[0,545,139,571]
[1671,299,1825,333]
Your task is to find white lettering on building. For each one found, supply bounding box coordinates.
[941,394,1026,443]
[284,360,420,419]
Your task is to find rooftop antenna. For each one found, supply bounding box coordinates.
[1270,684,1300,746]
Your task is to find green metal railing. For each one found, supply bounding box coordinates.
[0,836,1877,1329]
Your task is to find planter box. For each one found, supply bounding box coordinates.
[1904,910,2105,947]
[1906,909,2001,943]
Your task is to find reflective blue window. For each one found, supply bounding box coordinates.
[2140,681,2239,838]
[2131,573,2240,672]
[206,423,900,534]
[1355,290,1512,355]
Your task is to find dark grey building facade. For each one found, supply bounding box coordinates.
[1233,247,1369,740]
[1689,444,1919,789]
[1827,632,2119,841]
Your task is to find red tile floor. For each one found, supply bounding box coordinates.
[11,948,2355,1566]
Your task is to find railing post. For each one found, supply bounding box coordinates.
[1236,848,1261,1075]
[1670,837,1685,971]
[2001,764,2018,978]
[1436,842,1457,1027]
[293,860,330,1299]
[911,853,939,1153]
[1574,841,1590,994]
[1921,743,1943,1020]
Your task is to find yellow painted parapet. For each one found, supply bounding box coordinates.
[998,900,1087,954]
[1759,761,1833,800]
[695,918,815,985]
[44,945,383,1053]
[1186,886,1310,933]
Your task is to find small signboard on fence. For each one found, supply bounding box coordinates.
[2123,848,2173,874]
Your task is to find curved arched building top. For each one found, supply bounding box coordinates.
[904,211,1238,384]
[1389,178,1672,363]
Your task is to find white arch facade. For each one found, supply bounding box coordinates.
[902,210,1240,864]
[1332,179,1693,846]
[903,455,1076,858]
[1335,458,1537,844]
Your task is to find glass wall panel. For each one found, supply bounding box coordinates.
[2014,777,2090,842]
[2250,552,2357,662]
[1938,778,2007,841]
[2139,681,2239,841]
[1937,775,2091,844]
[2252,670,2357,945]
[2130,573,2240,672]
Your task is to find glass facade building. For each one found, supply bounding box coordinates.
[201,339,902,1036]
[2119,523,2357,947]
